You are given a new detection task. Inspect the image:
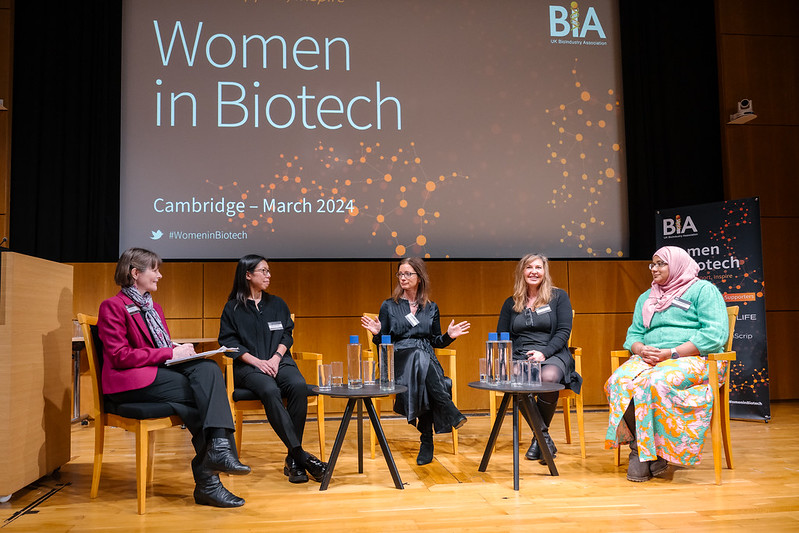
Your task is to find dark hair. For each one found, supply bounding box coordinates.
[391,257,431,307]
[228,254,268,307]
[114,248,162,288]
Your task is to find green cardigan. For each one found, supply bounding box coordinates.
[623,279,728,355]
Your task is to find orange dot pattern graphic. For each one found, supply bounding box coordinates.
[206,140,467,258]
[546,58,625,257]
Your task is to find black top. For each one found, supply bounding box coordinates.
[371,298,454,351]
[496,287,582,393]
[218,292,294,361]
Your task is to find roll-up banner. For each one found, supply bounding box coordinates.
[656,197,770,421]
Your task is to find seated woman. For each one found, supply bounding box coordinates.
[361,257,470,465]
[218,254,327,483]
[98,248,249,508]
[497,253,581,462]
[605,245,729,482]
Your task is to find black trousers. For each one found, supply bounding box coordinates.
[108,359,235,479]
[237,358,308,452]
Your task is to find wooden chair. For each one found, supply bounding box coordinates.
[488,312,586,458]
[362,313,460,458]
[609,305,739,484]
[223,337,326,460]
[77,313,184,515]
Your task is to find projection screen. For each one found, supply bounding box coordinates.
[120,0,627,259]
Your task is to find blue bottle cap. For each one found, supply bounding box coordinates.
[381,335,392,345]
[349,334,359,344]
[488,332,498,341]
[500,332,510,341]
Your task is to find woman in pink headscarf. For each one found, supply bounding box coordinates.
[604,246,729,482]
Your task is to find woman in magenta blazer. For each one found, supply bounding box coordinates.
[98,247,249,508]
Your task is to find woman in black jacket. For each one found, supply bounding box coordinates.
[218,254,326,484]
[361,257,470,465]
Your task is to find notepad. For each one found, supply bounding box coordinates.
[165,346,238,366]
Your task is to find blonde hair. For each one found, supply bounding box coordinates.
[512,253,555,313]
[391,257,430,307]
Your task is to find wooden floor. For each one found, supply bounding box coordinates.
[3,402,799,532]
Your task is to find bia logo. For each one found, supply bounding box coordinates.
[549,2,606,39]
[662,215,697,236]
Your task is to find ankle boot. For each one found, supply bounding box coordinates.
[525,438,540,461]
[626,439,652,482]
[193,468,245,507]
[650,456,669,477]
[203,437,251,475]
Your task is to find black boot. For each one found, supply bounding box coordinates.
[203,437,251,475]
[525,438,540,461]
[193,466,245,508]
[416,413,434,465]
[536,395,558,464]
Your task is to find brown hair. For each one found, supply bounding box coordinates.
[512,253,555,313]
[114,247,162,288]
[391,257,431,307]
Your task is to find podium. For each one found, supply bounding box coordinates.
[0,252,73,499]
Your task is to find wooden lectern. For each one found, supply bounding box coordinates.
[0,252,73,500]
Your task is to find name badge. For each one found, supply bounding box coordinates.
[268,321,284,331]
[125,304,140,315]
[672,297,691,311]
[405,312,420,327]
[536,305,552,315]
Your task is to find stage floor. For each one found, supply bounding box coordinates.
[3,402,798,531]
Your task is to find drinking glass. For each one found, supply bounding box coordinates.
[317,363,332,391]
[331,361,344,387]
[478,357,487,383]
[528,361,542,386]
[362,360,376,385]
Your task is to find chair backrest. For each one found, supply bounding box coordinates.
[77,313,106,420]
[724,306,739,352]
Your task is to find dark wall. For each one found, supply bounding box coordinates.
[10,1,724,262]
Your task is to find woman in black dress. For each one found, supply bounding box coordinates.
[361,258,470,465]
[496,253,582,462]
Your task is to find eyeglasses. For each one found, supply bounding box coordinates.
[252,268,271,276]
[396,272,417,279]
[648,262,668,269]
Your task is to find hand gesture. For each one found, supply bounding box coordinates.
[361,315,381,336]
[447,319,471,338]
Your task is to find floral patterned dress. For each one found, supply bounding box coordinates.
[605,280,729,465]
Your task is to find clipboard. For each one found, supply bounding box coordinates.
[165,346,239,366]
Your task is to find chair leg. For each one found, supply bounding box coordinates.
[136,425,148,515]
[709,366,723,485]
[721,385,734,469]
[317,396,326,461]
[147,432,157,485]
[562,396,573,444]
[90,422,105,499]
[575,393,586,459]
[614,445,622,467]
[235,408,244,457]
[451,427,458,455]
